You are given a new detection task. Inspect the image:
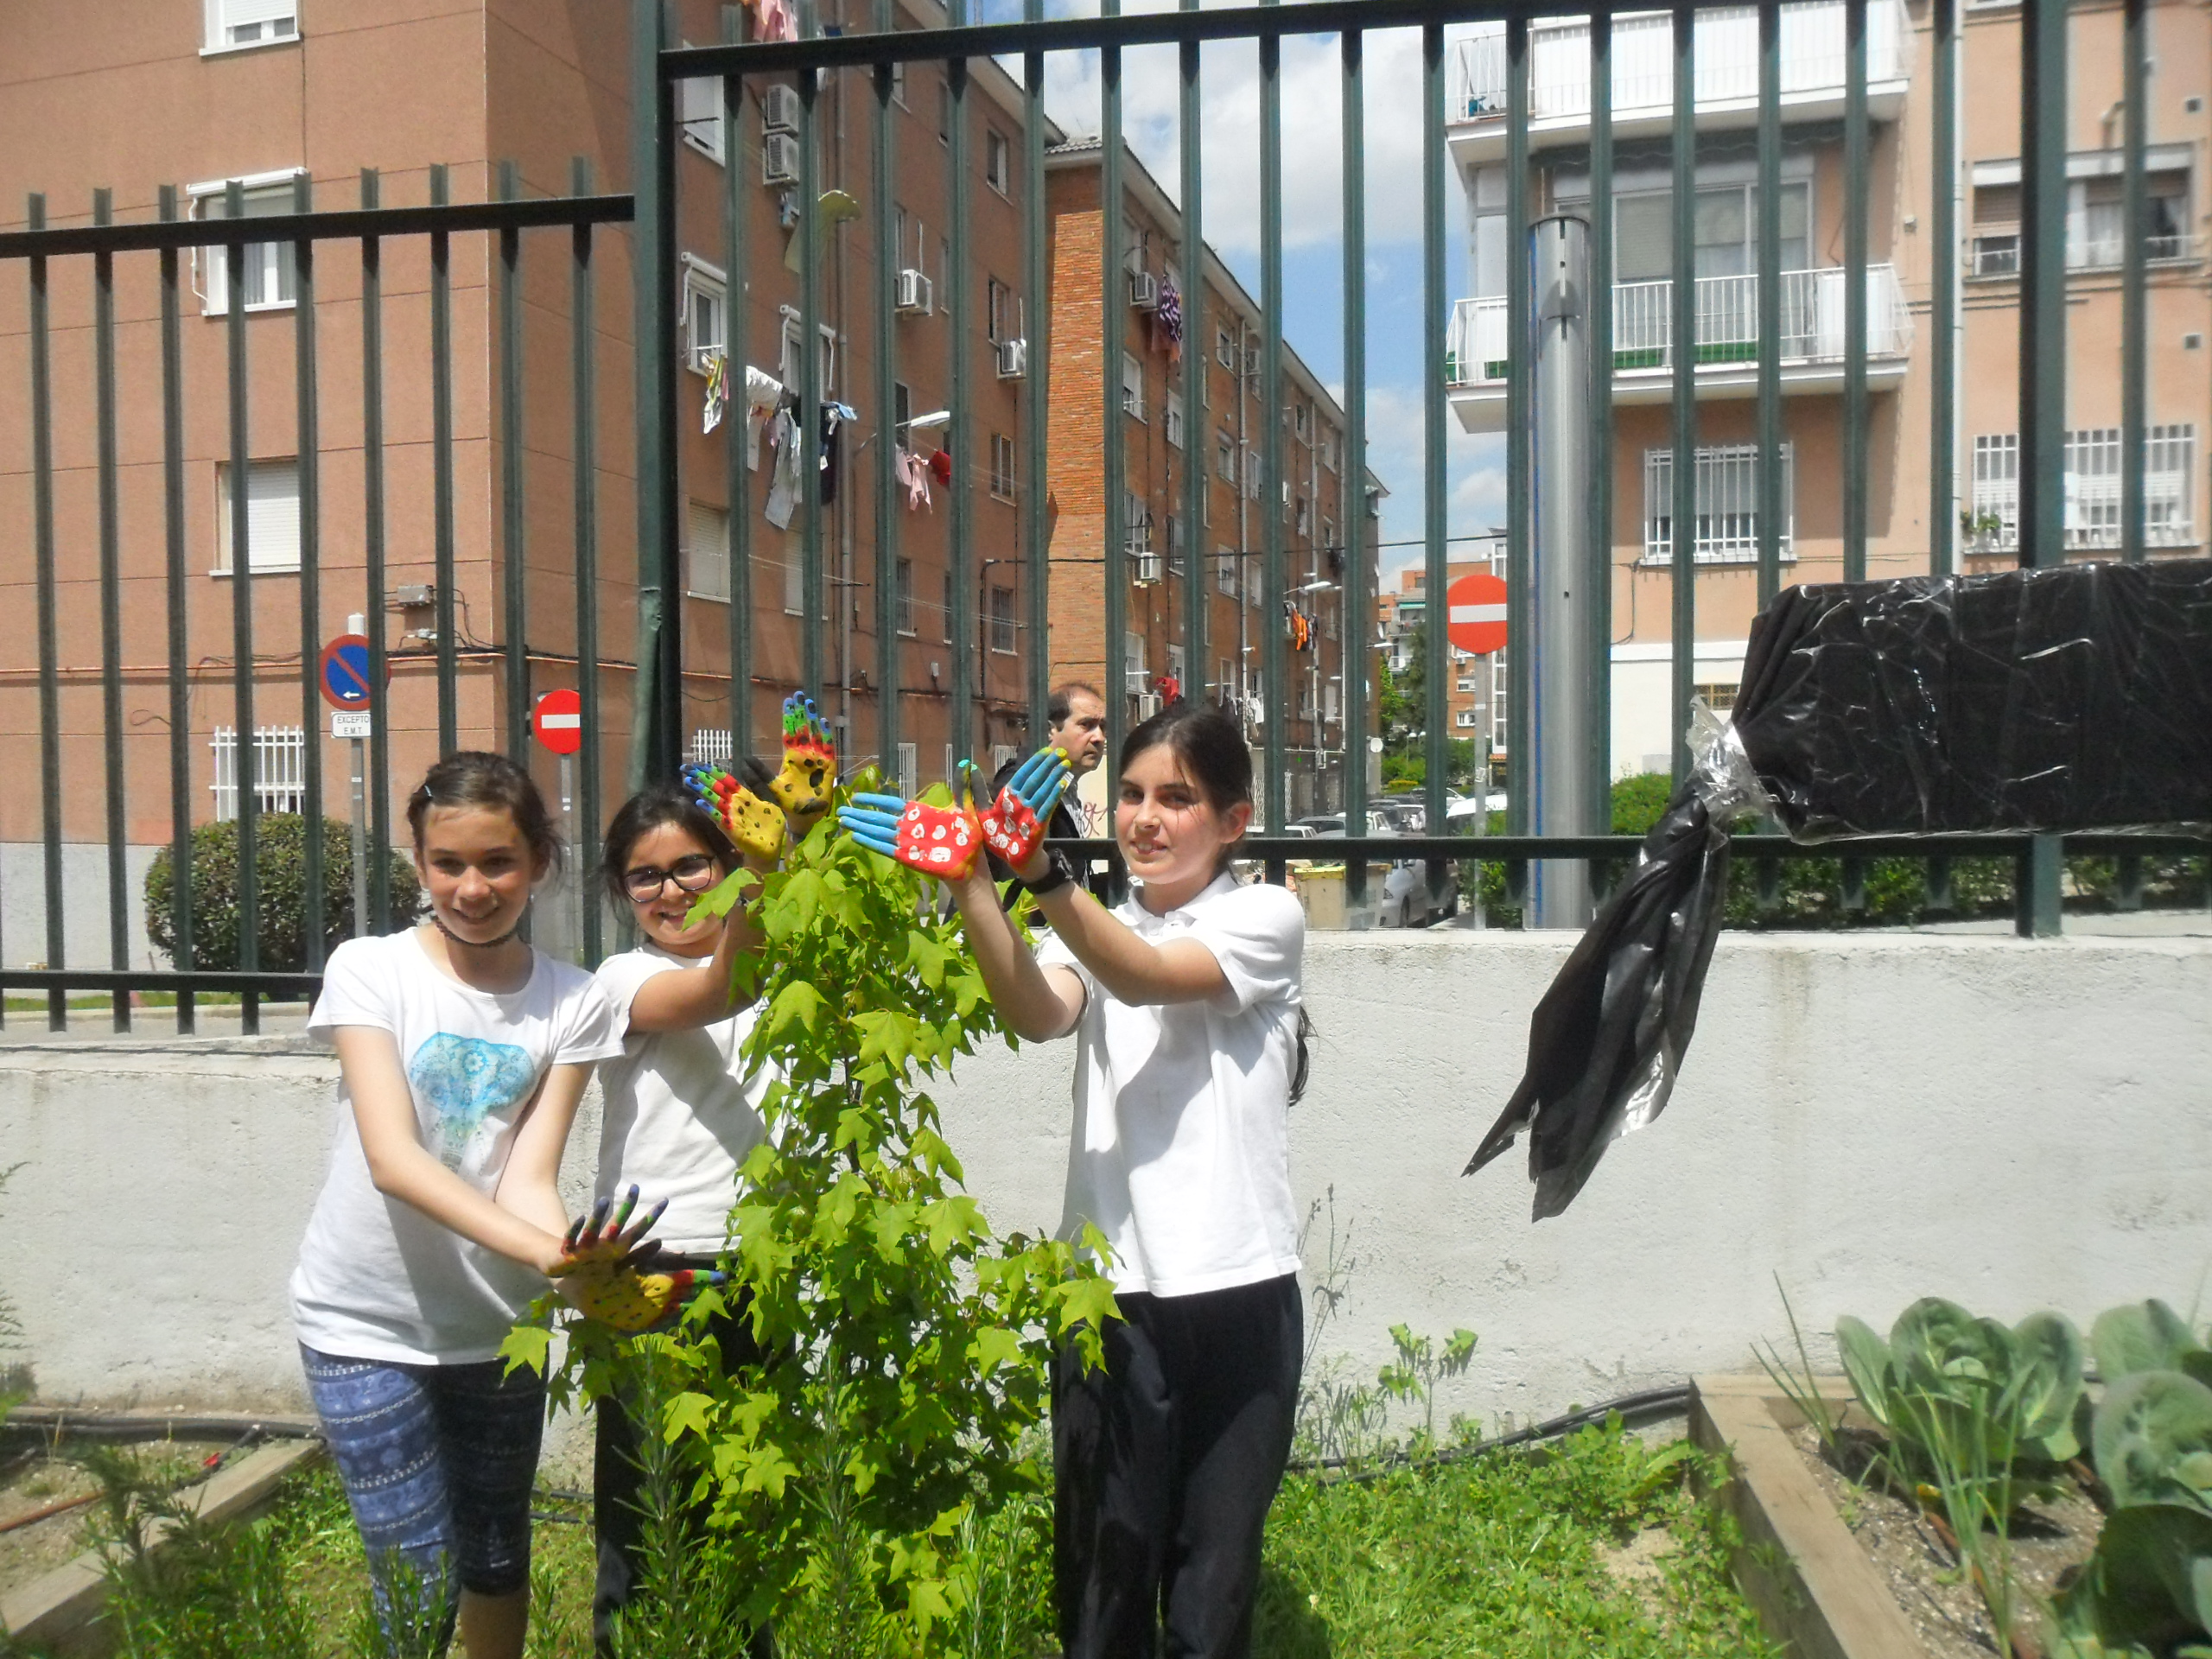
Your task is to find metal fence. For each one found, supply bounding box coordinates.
[1,0,2206,1035]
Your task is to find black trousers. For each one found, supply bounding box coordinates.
[1052,1272,1302,1659]
[591,1267,772,1659]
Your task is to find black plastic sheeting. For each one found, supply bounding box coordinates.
[1469,558,2212,1220]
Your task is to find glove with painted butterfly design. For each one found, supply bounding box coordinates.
[838,772,985,881]
[682,761,785,862]
[979,746,1072,874]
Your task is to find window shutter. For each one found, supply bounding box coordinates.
[688,500,729,600]
[222,0,296,27]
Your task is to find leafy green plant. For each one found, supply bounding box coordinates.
[1377,1325,1479,1456]
[1834,1298,2084,1478]
[144,816,422,973]
[512,779,1116,1652]
[1751,1278,1841,1463]
[2091,1299,2212,1390]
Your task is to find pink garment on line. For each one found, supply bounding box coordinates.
[757,0,798,43]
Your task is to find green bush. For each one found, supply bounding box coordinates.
[143,816,421,973]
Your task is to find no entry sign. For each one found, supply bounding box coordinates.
[533,688,584,756]
[317,634,382,710]
[1446,571,1509,657]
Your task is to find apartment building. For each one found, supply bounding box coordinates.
[1042,138,1363,820]
[0,0,1045,960]
[1440,0,2210,779]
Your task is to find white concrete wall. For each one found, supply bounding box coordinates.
[1611,642,1745,779]
[3,932,2207,1443]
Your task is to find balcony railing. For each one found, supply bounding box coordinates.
[1445,264,1911,389]
[1454,1,1910,128]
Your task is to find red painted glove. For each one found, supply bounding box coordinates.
[892,797,982,880]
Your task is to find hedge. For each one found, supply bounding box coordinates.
[144,815,422,972]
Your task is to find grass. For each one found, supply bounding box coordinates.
[179,1418,1775,1659]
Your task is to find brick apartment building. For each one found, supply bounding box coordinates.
[1042,137,1368,823]
[1440,0,2212,779]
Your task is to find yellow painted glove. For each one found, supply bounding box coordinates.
[767,692,837,822]
[559,1265,722,1335]
[683,760,785,861]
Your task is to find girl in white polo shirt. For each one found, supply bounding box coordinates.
[842,702,1307,1659]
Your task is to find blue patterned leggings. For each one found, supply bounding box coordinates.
[301,1343,545,1639]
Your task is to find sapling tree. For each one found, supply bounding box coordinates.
[508,778,1115,1649]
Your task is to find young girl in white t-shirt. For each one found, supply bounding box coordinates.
[290,752,630,1659]
[841,702,1308,1659]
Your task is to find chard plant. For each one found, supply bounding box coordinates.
[508,778,1116,1650]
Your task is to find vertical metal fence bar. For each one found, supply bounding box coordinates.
[724,8,754,760]
[632,0,680,785]
[2015,0,2067,938]
[1102,1,1127,787]
[1925,0,1958,911]
[1421,19,1449,899]
[946,8,974,766]
[799,0,827,705]
[1839,0,1868,912]
[871,3,897,773]
[1587,12,1614,851]
[1755,0,1783,912]
[27,196,65,1032]
[429,164,460,754]
[1024,1,1051,741]
[571,156,606,964]
[293,174,327,970]
[159,187,196,1032]
[2113,0,2147,910]
[1340,23,1367,901]
[498,162,531,769]
[224,181,261,1033]
[1667,5,1696,787]
[1502,14,1530,894]
[92,192,129,1031]
[1179,0,1206,738]
[1260,2,1286,842]
[361,169,394,933]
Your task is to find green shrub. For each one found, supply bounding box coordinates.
[143,816,421,973]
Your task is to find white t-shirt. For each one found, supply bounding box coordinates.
[591,944,774,1255]
[1035,872,1306,1298]
[289,930,625,1365]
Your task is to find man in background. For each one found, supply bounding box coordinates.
[989,682,1108,892]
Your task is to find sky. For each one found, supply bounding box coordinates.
[973,0,1503,586]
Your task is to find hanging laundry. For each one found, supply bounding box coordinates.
[757,0,798,43]
[817,404,845,505]
[1154,673,1182,706]
[744,367,785,470]
[1157,271,1184,363]
[894,448,931,512]
[929,448,952,487]
[765,409,801,529]
[702,352,728,435]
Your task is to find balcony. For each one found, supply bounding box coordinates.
[1444,264,1911,434]
[1448,2,1910,164]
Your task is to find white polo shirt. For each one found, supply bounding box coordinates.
[1035,871,1306,1298]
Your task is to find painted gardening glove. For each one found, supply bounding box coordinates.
[980,747,1072,874]
[545,1185,724,1334]
[838,775,983,881]
[562,1264,726,1336]
[766,692,837,822]
[548,1185,668,1281]
[683,760,785,861]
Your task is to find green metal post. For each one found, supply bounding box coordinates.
[1025,0,1051,741]
[725,6,754,758]
[800,0,826,707]
[572,156,607,962]
[224,181,260,1033]
[1587,12,1615,833]
[159,186,196,1027]
[1503,12,1530,897]
[874,0,899,773]
[1342,22,1368,898]
[1757,0,1784,912]
[2116,0,2147,910]
[631,0,681,786]
[1669,5,1695,785]
[361,169,393,931]
[430,164,459,754]
[1179,0,1206,736]
[92,190,129,1029]
[1102,0,1126,786]
[1423,21,1451,887]
[292,174,327,968]
[499,162,531,770]
[1262,0,1287,836]
[947,2,974,765]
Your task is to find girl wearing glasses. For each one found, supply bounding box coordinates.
[585,776,779,1656]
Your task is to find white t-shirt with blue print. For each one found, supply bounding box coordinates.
[290,930,624,1365]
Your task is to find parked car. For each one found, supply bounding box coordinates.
[1381,860,1460,928]
[1294,815,1345,837]
[1445,794,1511,830]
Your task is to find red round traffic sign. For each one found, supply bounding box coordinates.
[532,688,584,756]
[1446,571,1509,656]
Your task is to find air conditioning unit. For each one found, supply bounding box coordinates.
[1131,550,1162,586]
[762,132,801,187]
[1128,270,1160,311]
[760,83,802,133]
[1134,692,1163,719]
[995,337,1027,379]
[894,268,935,315]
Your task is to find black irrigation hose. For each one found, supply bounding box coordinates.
[1287,1384,1695,1486]
[2,1408,322,1446]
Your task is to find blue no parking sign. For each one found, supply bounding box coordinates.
[317,633,381,711]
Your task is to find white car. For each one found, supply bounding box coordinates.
[1381,860,1460,928]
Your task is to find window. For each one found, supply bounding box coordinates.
[989,432,1016,500]
[189,172,302,314]
[1642,443,1796,565]
[1455,708,1478,729]
[1216,548,1237,595]
[1613,181,1810,282]
[1167,645,1185,689]
[1122,351,1144,419]
[1294,402,1312,442]
[943,570,954,641]
[1124,491,1152,557]
[210,725,304,819]
[1244,555,1262,604]
[687,501,729,601]
[1243,446,1261,500]
[938,81,953,144]
[1325,597,1338,640]
[893,381,912,435]
[890,59,907,108]
[1295,496,1311,538]
[1216,326,1236,369]
[985,130,1011,195]
[213,458,302,573]
[677,62,726,163]
[895,558,916,635]
[1166,514,1185,575]
[1457,675,1478,692]
[1166,391,1185,450]
[896,741,918,798]
[1320,430,1340,473]
[1694,682,1739,715]
[1974,426,2197,551]
[987,277,1020,343]
[1325,681,1339,725]
[204,0,296,52]
[782,550,803,615]
[1219,658,1236,699]
[1215,429,1236,483]
[1971,165,2194,276]
[778,307,836,391]
[988,585,1015,653]
[1321,516,1336,553]
[1123,630,1147,695]
[683,257,726,374]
